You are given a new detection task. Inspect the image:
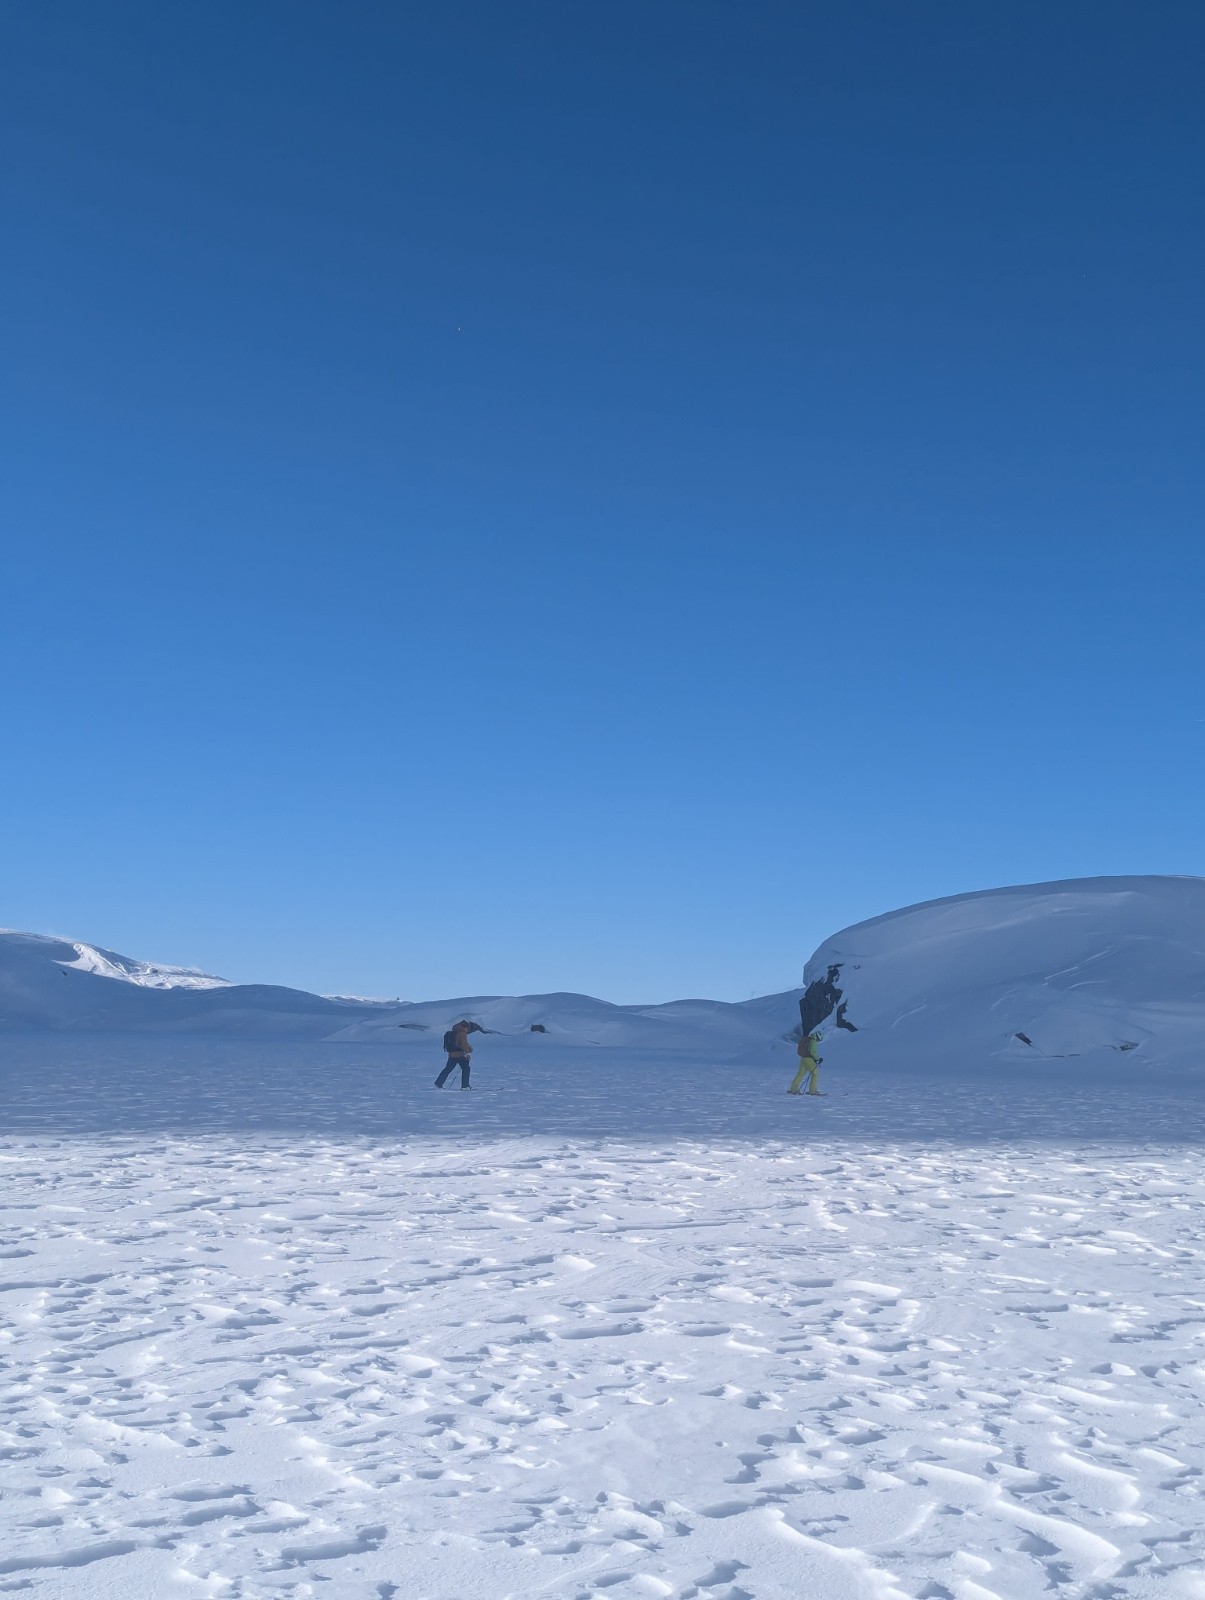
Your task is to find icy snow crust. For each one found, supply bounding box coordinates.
[2,1038,1205,1600]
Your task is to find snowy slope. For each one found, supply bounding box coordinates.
[0,930,361,1035]
[804,874,1205,1075]
[0,928,801,1050]
[55,938,232,989]
[329,990,803,1056]
[6,875,1205,1068]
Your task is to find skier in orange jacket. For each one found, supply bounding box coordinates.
[436,1019,484,1090]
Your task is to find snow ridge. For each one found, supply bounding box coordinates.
[56,940,232,989]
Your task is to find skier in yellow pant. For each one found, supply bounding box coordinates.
[788,1032,823,1095]
[787,961,858,1095]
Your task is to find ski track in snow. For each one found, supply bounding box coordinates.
[1,1048,1204,1599]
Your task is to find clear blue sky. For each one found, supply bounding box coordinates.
[3,1,1204,1002]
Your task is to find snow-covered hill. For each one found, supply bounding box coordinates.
[328,988,803,1057]
[0,930,376,1036]
[53,938,231,989]
[805,874,1205,1075]
[6,876,1204,1069]
[0,928,801,1052]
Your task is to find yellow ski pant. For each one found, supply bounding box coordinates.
[789,1035,821,1094]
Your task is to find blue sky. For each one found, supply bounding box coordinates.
[3,1,1204,1001]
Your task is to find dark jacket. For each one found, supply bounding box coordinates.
[799,964,858,1037]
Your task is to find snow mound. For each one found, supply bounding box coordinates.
[806,875,1205,1073]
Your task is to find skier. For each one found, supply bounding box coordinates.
[788,1029,824,1095]
[788,963,857,1095]
[436,1019,484,1090]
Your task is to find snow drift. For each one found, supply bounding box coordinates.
[806,875,1205,1074]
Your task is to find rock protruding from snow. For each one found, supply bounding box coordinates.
[804,875,1205,1073]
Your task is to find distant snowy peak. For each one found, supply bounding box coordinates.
[321,994,404,1005]
[56,940,233,990]
[55,941,233,990]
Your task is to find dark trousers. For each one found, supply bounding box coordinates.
[436,1054,471,1088]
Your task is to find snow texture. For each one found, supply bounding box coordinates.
[3,877,1205,1597]
[1,1040,1204,1600]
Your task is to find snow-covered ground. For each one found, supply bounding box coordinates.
[5,878,1205,1595]
[3,1037,1204,1600]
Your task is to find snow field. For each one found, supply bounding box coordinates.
[3,1085,1205,1599]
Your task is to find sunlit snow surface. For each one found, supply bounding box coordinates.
[54,941,234,990]
[3,1038,1204,1599]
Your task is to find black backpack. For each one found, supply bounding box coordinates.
[442,1028,458,1053]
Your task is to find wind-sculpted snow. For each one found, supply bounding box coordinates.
[2,1039,1205,1598]
[54,939,233,989]
[807,875,1205,1075]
